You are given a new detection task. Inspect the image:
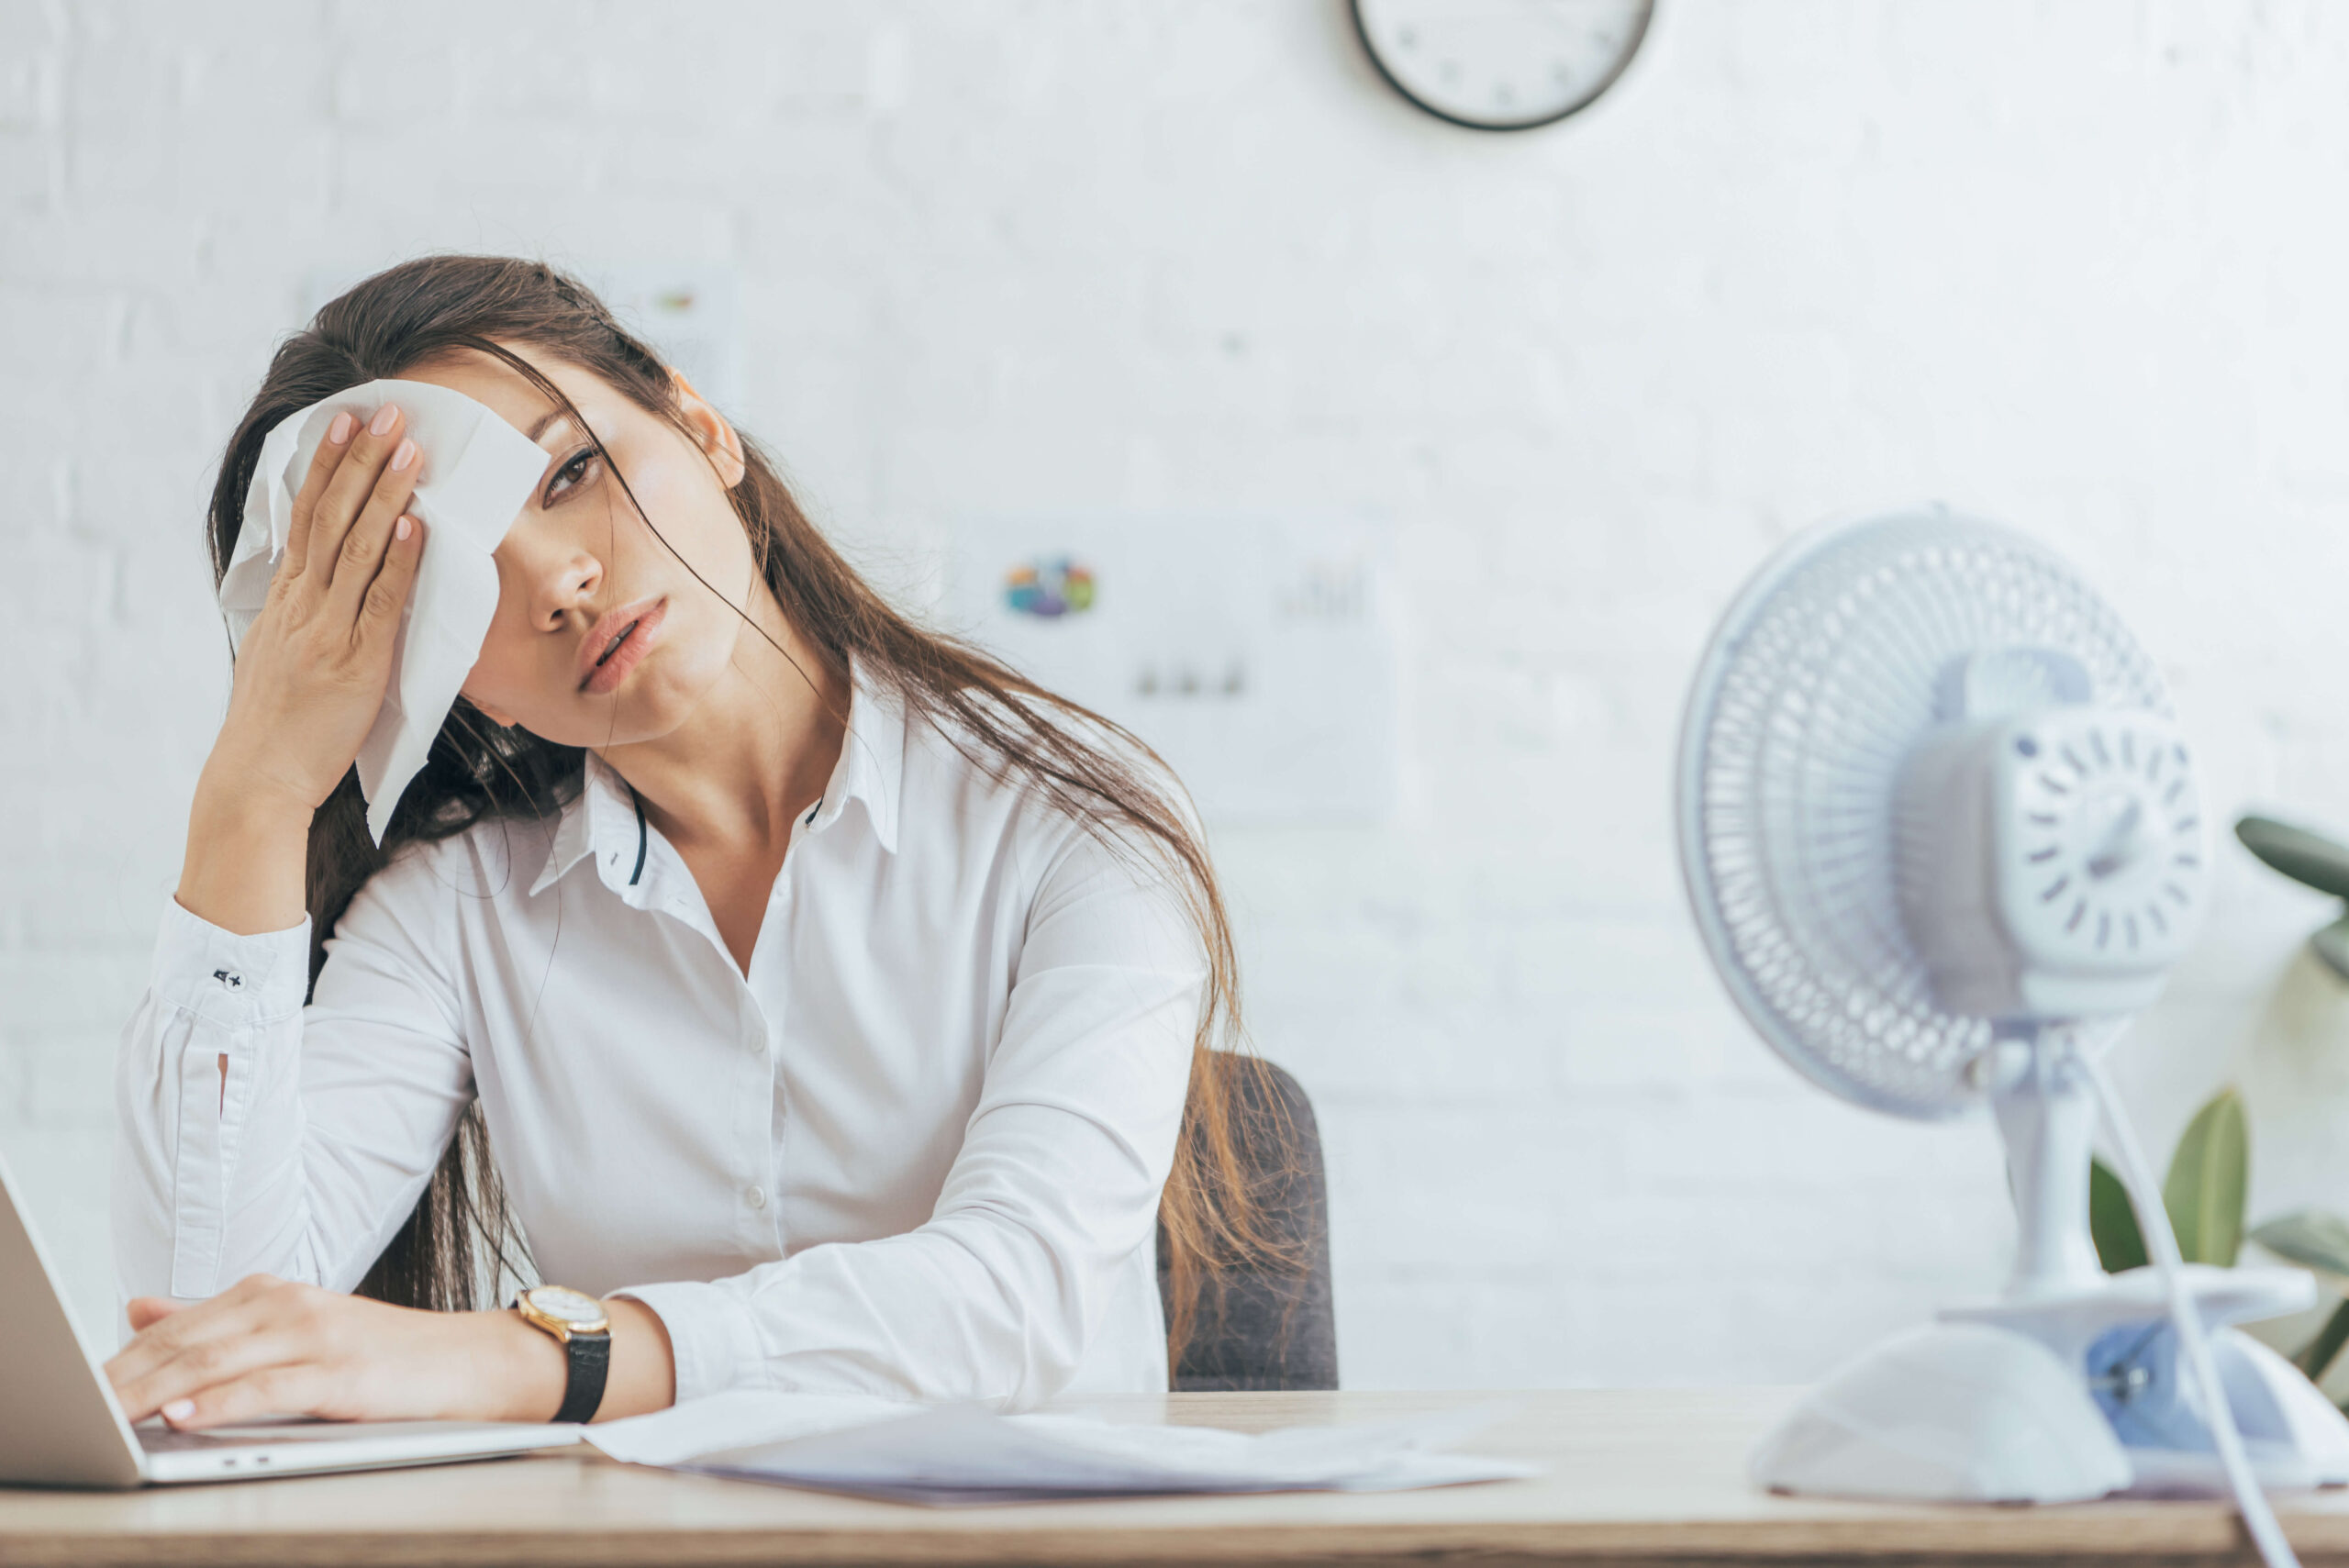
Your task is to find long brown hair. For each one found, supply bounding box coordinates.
[201,255,1290,1369]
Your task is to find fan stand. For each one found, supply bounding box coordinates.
[1752,1028,2349,1504]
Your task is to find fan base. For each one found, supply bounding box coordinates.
[1754,1269,2349,1504]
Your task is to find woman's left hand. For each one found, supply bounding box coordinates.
[103,1273,562,1429]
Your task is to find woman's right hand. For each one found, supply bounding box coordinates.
[206,403,430,816]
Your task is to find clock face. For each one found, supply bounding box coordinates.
[1352,0,1653,131]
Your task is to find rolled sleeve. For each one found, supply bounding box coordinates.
[117,902,315,1301]
[114,855,473,1313]
[607,1279,772,1406]
[149,897,311,1029]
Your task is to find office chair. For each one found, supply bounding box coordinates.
[1157,1055,1337,1391]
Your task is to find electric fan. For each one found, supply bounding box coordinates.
[1676,506,2349,1563]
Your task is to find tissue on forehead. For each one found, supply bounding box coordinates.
[221,379,552,843]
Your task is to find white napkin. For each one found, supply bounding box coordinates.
[223,379,551,843]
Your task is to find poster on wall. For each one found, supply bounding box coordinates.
[945,514,1397,826]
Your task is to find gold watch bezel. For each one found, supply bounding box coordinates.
[515,1284,611,1342]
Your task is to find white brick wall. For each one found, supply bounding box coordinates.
[9,0,2349,1389]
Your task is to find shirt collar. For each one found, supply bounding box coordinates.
[529,656,907,898]
[810,656,906,854]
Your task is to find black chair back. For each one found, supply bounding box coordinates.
[1156,1056,1337,1391]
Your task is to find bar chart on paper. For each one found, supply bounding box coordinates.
[947,515,1398,826]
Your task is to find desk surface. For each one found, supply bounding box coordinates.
[6,1387,2347,1566]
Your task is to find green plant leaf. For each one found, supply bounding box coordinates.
[2165,1087,2249,1266]
[2250,1212,2349,1384]
[2237,815,2349,900]
[2310,916,2349,983]
[2251,1209,2349,1282]
[2089,1156,2149,1273]
[2299,1300,2349,1386]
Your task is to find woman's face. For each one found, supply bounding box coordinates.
[400,347,754,749]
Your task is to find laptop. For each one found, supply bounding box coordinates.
[0,1150,582,1487]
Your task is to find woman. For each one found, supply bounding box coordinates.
[106,255,1273,1429]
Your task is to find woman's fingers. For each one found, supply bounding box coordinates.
[105,1275,306,1419]
[106,1284,516,1427]
[108,1312,276,1419]
[106,1278,266,1390]
[351,514,426,648]
[117,1330,290,1425]
[124,1296,190,1334]
[325,447,425,620]
[304,404,416,593]
[279,410,357,580]
[159,1364,326,1432]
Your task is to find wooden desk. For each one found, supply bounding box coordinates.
[3,1387,2343,1565]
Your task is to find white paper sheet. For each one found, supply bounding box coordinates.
[582,1391,926,1466]
[584,1394,1533,1505]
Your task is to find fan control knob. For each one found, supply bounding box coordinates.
[1897,706,2208,1019]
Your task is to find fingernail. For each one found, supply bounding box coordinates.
[162,1399,195,1422]
[369,405,399,438]
[395,515,413,541]
[391,438,417,473]
[327,412,354,446]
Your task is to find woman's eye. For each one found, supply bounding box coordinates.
[543,448,598,505]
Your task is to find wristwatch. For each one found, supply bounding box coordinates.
[511,1284,612,1424]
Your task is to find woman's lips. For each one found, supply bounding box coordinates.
[579,598,667,696]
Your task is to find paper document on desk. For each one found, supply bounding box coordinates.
[585,1391,1534,1504]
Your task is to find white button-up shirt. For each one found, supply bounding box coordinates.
[113,670,1207,1407]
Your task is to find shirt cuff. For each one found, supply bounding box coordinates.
[609,1278,769,1405]
[150,897,312,1029]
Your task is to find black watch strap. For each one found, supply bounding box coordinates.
[552,1329,610,1425]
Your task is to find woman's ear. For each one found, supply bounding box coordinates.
[670,367,747,488]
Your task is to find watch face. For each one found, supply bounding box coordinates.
[526,1286,608,1325]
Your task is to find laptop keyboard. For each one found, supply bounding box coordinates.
[137,1427,228,1451]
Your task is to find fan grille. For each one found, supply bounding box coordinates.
[1679,509,2168,1119]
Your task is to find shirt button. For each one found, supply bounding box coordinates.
[745,1185,769,1210]
[746,1034,764,1057]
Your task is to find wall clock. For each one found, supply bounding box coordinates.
[1351,0,1653,132]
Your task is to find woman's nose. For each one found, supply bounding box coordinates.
[501,531,605,632]
[541,553,604,629]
